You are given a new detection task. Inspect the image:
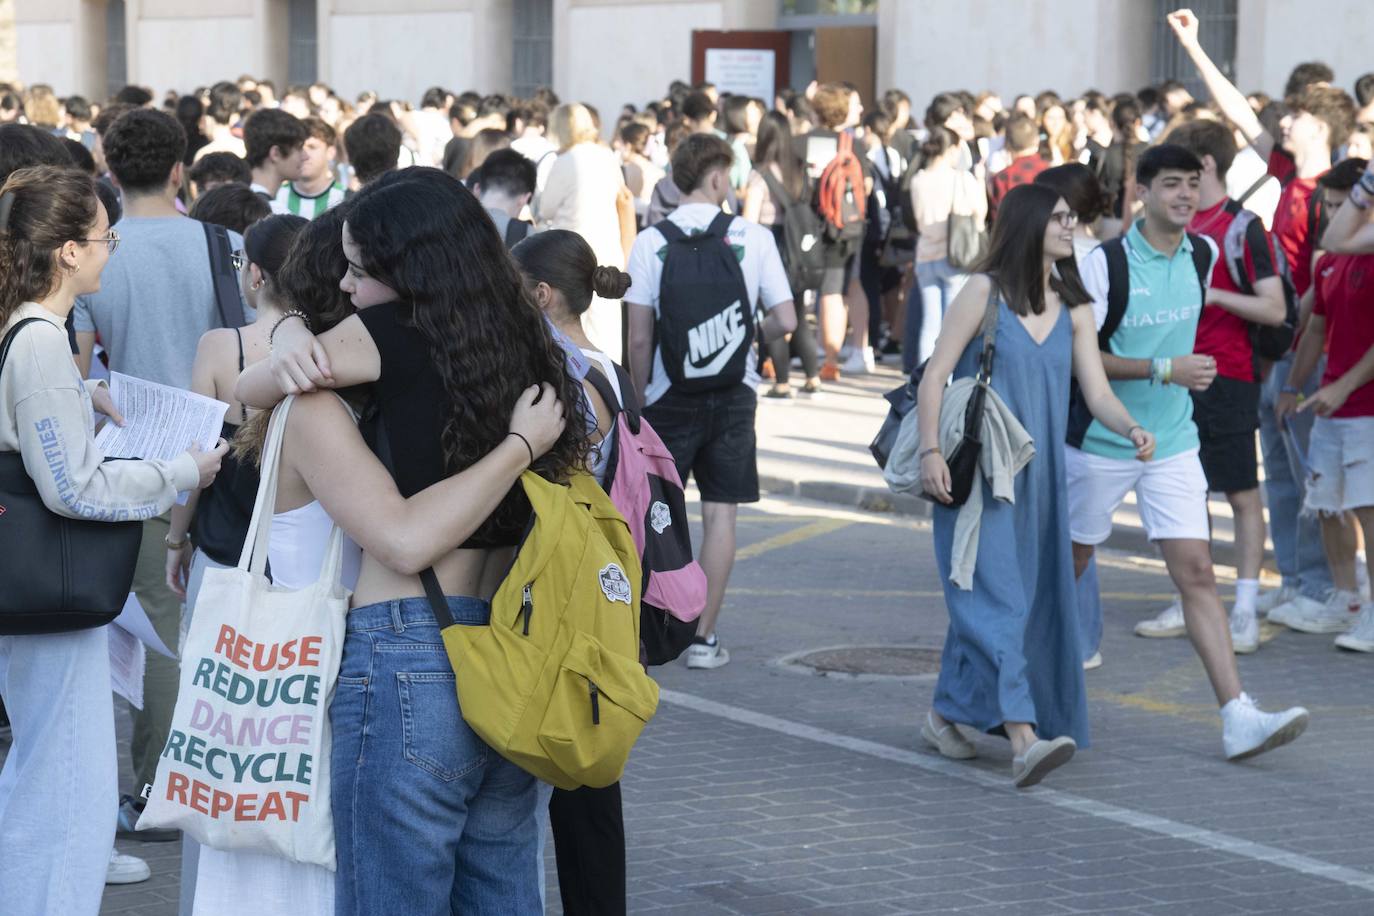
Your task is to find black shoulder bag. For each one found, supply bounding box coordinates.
[0,319,143,634]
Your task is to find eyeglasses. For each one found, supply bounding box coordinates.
[231,250,246,271]
[81,229,120,254]
[1051,211,1080,229]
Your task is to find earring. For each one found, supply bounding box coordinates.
[251,280,263,291]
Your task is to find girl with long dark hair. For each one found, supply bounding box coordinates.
[914,184,1155,787]
[743,110,820,395]
[237,167,588,914]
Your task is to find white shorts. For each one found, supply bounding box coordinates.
[1304,416,1374,514]
[1066,446,1211,545]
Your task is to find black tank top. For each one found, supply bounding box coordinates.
[357,302,525,548]
[190,330,260,566]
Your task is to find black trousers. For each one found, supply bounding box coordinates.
[549,782,626,916]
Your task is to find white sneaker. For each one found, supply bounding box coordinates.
[1230,609,1259,654]
[1134,600,1186,638]
[1221,693,1309,761]
[1335,604,1374,652]
[1267,592,1325,628]
[840,346,874,376]
[684,637,730,670]
[106,849,151,885]
[920,712,976,759]
[1358,555,1370,601]
[1254,585,1297,619]
[1082,651,1102,670]
[1280,589,1361,634]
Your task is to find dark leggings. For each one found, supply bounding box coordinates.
[549,783,626,916]
[768,224,819,385]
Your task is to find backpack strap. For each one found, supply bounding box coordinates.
[0,318,47,381]
[654,218,686,243]
[757,167,794,211]
[1099,237,1130,351]
[704,210,736,240]
[372,412,454,629]
[1187,231,1213,303]
[203,222,246,329]
[1235,172,1271,207]
[503,218,531,248]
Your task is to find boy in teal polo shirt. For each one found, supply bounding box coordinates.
[1068,144,1310,762]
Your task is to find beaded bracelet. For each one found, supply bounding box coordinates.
[268,309,312,348]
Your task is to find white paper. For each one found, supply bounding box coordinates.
[113,593,176,659]
[109,622,146,709]
[94,372,229,462]
[704,48,776,105]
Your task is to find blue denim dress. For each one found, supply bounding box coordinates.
[930,299,1090,747]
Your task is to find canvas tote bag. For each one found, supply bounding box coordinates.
[139,396,348,869]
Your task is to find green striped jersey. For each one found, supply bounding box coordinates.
[273,182,347,219]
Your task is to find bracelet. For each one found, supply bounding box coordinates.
[268,310,312,348]
[1150,357,1173,386]
[1359,170,1374,195]
[1281,385,1301,395]
[919,446,941,460]
[1126,425,1144,439]
[165,534,190,550]
[507,432,535,467]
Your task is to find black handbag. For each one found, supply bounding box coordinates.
[870,283,1000,507]
[0,318,143,635]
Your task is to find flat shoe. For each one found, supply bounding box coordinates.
[920,713,976,760]
[1012,736,1076,788]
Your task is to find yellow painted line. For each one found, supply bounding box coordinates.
[735,518,854,561]
[1088,689,1221,725]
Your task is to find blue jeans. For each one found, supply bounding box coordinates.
[330,597,542,916]
[903,258,967,374]
[1257,356,1332,599]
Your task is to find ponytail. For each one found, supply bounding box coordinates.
[512,228,628,317]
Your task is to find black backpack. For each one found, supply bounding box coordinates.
[1066,233,1213,448]
[203,222,246,329]
[1219,200,1298,367]
[757,168,826,292]
[654,212,754,394]
[503,217,533,249]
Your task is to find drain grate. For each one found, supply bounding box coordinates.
[790,646,942,677]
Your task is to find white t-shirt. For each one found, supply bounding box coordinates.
[626,202,792,406]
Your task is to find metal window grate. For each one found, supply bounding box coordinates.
[1152,0,1237,96]
[106,0,127,94]
[513,0,552,99]
[287,0,317,86]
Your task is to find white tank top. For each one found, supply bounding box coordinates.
[267,501,361,591]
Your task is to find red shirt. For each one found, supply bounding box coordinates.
[989,153,1049,224]
[1190,199,1276,381]
[1313,253,1374,418]
[1268,149,1322,296]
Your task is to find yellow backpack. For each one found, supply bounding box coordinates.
[418,470,659,790]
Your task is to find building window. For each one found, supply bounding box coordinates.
[287,0,318,86]
[1152,0,1237,96]
[106,0,127,94]
[781,0,876,13]
[513,0,552,98]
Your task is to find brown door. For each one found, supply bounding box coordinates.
[814,26,875,108]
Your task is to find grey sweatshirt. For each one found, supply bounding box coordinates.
[0,303,198,521]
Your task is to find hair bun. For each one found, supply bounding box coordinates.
[591,265,631,299]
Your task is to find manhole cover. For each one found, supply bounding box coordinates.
[789,646,942,677]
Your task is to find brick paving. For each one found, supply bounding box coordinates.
[4,493,1371,914]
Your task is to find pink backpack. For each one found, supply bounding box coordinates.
[586,365,706,665]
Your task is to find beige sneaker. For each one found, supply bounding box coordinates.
[920,712,976,759]
[1134,600,1186,638]
[1012,736,1076,788]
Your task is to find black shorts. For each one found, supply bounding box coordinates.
[819,240,856,295]
[643,384,759,504]
[1192,375,1261,494]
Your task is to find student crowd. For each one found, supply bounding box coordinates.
[1,6,1374,913]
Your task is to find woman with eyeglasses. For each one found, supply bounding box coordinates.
[0,165,226,915]
[914,184,1154,788]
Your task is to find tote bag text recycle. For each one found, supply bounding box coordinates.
[139,396,348,869]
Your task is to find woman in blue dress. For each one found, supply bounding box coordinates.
[914,184,1156,787]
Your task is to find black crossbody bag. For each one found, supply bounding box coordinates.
[0,319,143,634]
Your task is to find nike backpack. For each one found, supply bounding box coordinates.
[654,211,754,394]
[585,363,706,665]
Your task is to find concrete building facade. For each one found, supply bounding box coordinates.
[8,0,1372,120]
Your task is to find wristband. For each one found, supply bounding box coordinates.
[1358,170,1374,195]
[1126,425,1144,439]
[919,446,941,460]
[268,310,312,348]
[165,534,190,550]
[1350,182,1372,211]
[1281,385,1300,396]
[507,432,535,467]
